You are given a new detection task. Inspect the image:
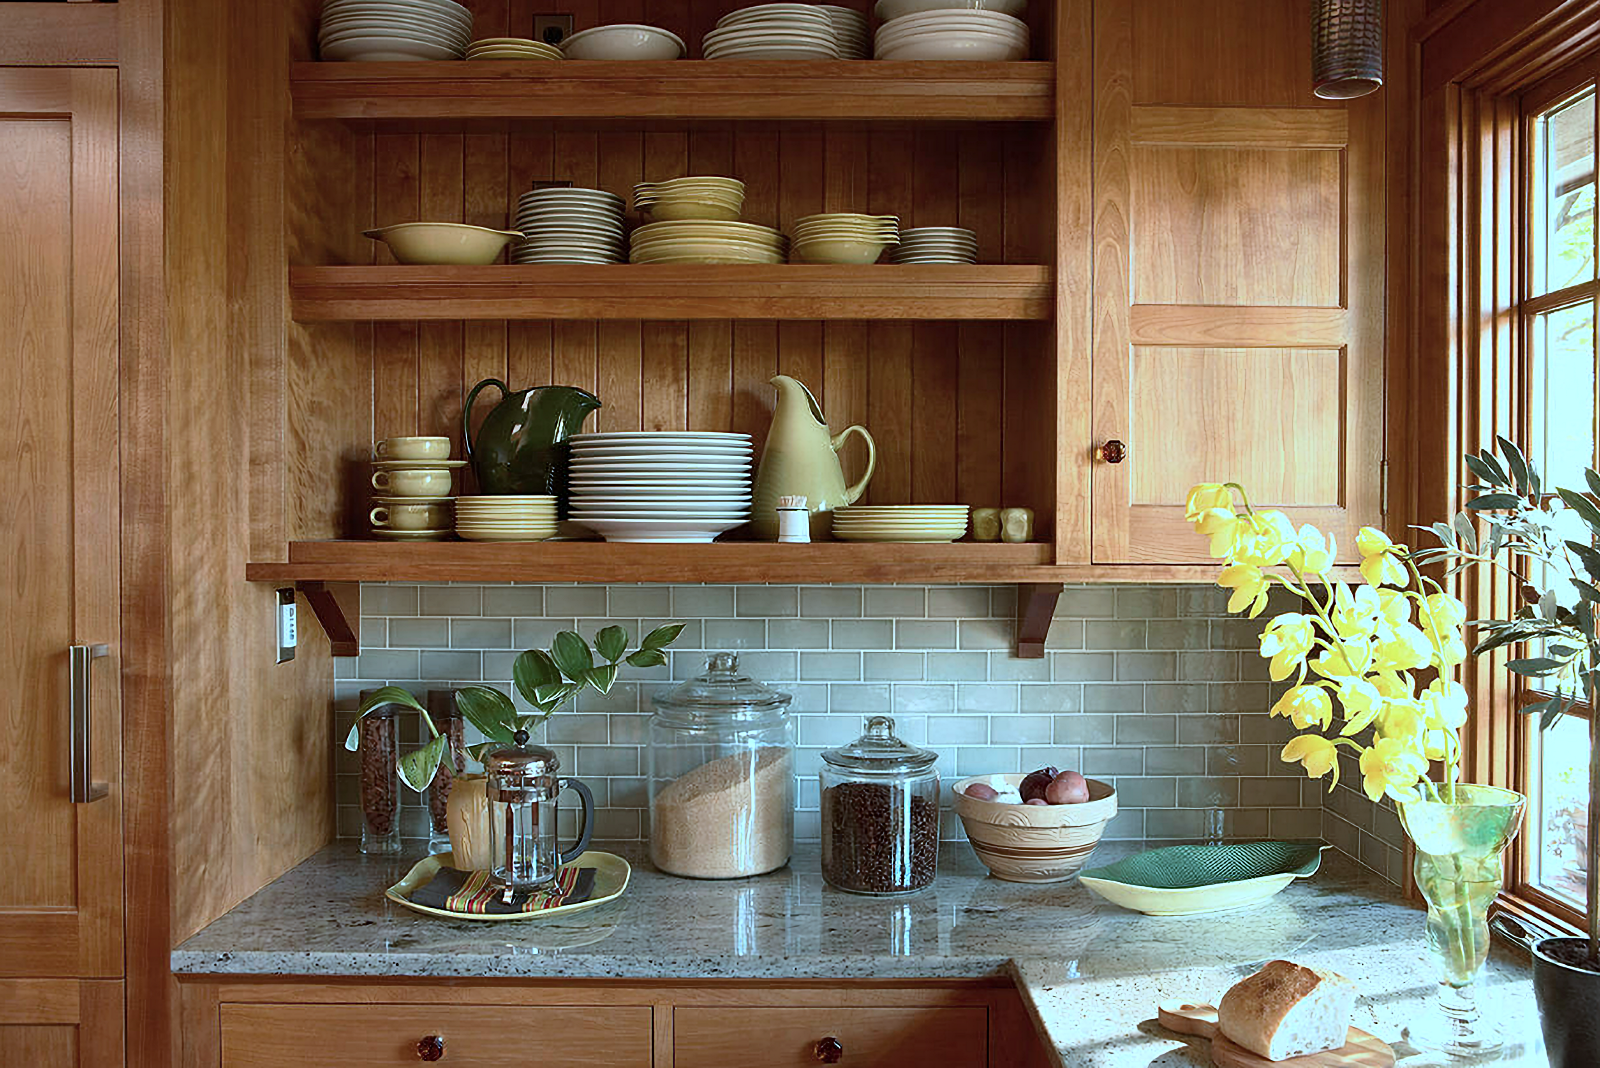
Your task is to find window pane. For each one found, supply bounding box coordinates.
[1530,300,1597,489]
[1535,712,1591,909]
[1533,89,1596,295]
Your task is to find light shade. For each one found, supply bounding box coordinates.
[1312,0,1384,100]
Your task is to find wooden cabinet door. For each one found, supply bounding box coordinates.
[0,68,123,978]
[1089,0,1385,564]
[674,1006,988,1068]
[0,980,124,1068]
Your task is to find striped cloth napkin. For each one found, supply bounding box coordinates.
[410,864,597,915]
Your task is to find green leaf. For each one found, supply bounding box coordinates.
[626,647,668,669]
[595,625,628,664]
[1466,452,1508,487]
[1567,540,1600,582]
[1540,704,1566,732]
[551,630,594,679]
[513,650,563,706]
[532,681,580,713]
[398,734,447,792]
[1498,436,1530,495]
[1472,629,1532,656]
[583,663,619,694]
[1452,512,1477,553]
[347,686,428,751]
[1429,521,1458,548]
[1467,493,1523,511]
[343,720,361,752]
[1578,579,1600,604]
[465,741,498,764]
[1558,488,1600,536]
[1550,644,1581,658]
[1507,657,1565,676]
[1587,468,1600,500]
[641,622,686,651]
[453,686,518,744]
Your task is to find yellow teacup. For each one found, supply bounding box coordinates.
[371,468,453,497]
[375,436,451,461]
[370,502,451,531]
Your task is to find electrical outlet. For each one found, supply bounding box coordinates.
[276,588,297,663]
[533,15,574,45]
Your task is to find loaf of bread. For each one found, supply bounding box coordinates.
[1217,960,1357,1061]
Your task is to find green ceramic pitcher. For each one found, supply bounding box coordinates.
[463,379,602,496]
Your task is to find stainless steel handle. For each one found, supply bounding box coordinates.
[70,644,110,803]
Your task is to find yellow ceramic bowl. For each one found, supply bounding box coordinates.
[364,222,525,265]
[791,237,895,264]
[643,200,747,222]
[952,773,1118,883]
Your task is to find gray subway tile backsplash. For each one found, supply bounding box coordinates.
[332,582,1396,884]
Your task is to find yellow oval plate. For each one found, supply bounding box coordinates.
[385,850,631,922]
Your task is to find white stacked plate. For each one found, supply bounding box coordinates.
[874,0,1027,19]
[455,495,559,541]
[466,37,564,60]
[705,5,842,60]
[890,226,978,263]
[630,220,789,264]
[874,9,1030,60]
[318,0,473,61]
[816,5,872,57]
[512,187,626,264]
[567,432,754,543]
[832,504,971,542]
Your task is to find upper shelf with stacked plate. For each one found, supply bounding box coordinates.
[567,432,754,543]
[705,4,866,60]
[874,6,1030,60]
[890,226,979,264]
[317,0,474,61]
[630,176,787,264]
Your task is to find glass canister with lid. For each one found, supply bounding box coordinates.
[648,652,795,879]
[819,716,940,895]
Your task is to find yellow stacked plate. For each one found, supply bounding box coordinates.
[455,495,559,542]
[791,213,900,264]
[466,37,564,60]
[633,177,746,222]
[630,220,788,264]
[832,504,969,542]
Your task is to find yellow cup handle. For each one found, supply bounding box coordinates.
[371,471,390,491]
[369,507,389,527]
[833,425,876,505]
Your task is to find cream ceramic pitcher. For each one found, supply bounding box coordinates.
[752,375,876,539]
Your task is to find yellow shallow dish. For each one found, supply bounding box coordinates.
[386,850,631,922]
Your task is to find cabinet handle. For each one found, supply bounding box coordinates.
[814,1036,844,1063]
[1098,439,1127,464]
[69,644,110,804]
[416,1035,446,1061]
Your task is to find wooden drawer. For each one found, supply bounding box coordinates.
[673,1006,988,1068]
[220,1003,652,1067]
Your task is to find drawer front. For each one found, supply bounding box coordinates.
[221,1003,652,1067]
[674,1006,988,1068]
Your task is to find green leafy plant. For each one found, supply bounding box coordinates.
[345,622,684,793]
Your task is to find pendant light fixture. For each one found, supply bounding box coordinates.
[1312,0,1384,100]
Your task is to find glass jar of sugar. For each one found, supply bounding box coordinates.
[647,653,795,879]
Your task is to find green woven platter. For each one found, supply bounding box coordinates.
[1077,842,1327,916]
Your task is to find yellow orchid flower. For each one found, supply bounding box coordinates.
[1218,563,1270,618]
[1372,621,1434,673]
[1336,678,1385,736]
[1359,736,1428,801]
[1376,699,1427,744]
[1282,733,1340,784]
[1286,523,1337,575]
[1420,678,1469,731]
[1272,685,1333,730]
[1193,507,1243,558]
[1329,583,1383,641]
[1355,526,1400,556]
[1377,588,1412,628]
[1417,593,1469,668]
[1371,670,1416,702]
[1260,613,1316,681]
[1356,526,1409,587]
[1423,729,1453,762]
[1421,592,1467,631]
[1232,510,1298,568]
[1309,638,1372,681]
[1185,483,1235,521]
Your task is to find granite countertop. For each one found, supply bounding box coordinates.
[173,842,1545,1067]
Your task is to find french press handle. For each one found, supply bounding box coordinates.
[558,777,595,865]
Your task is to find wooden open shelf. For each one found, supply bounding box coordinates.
[290,61,1057,125]
[289,264,1054,321]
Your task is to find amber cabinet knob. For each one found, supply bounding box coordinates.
[814,1036,844,1063]
[416,1035,446,1061]
[1098,439,1127,464]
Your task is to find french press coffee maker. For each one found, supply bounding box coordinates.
[484,730,595,902]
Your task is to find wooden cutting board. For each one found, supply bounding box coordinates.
[1157,1001,1395,1068]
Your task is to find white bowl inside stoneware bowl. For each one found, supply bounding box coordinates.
[952,773,1117,883]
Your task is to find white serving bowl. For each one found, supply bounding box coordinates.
[364,222,522,263]
[876,32,1028,60]
[320,35,461,60]
[561,24,685,60]
[875,0,1027,19]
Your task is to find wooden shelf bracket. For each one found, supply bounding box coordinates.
[297,581,359,658]
[1014,582,1062,659]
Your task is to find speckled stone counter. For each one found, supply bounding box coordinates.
[173,842,1544,1067]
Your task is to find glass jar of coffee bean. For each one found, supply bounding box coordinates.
[819,716,940,895]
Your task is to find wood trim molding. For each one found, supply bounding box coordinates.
[1130,106,1349,148]
[0,3,118,65]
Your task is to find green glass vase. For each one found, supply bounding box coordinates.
[1398,783,1526,1059]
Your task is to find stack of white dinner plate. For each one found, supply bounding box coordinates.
[454,496,559,542]
[466,37,563,60]
[874,0,1027,19]
[816,5,871,57]
[567,432,754,543]
[704,5,842,60]
[630,221,789,264]
[832,504,971,542]
[873,9,1029,60]
[318,0,473,61]
[890,226,978,263]
[512,187,626,264]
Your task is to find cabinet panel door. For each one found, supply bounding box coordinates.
[1090,0,1384,564]
[0,980,124,1068]
[674,1006,988,1068]
[0,68,122,977]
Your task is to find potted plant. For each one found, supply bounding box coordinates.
[1413,440,1600,1068]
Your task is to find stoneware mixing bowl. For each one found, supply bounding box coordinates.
[363,222,523,265]
[952,773,1117,883]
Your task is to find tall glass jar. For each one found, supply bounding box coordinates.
[648,653,794,879]
[356,695,401,855]
[820,716,939,895]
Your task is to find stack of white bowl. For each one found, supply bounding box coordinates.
[889,226,978,263]
[466,36,563,60]
[630,220,789,264]
[704,5,841,59]
[832,504,971,542]
[567,432,754,543]
[454,496,559,541]
[318,0,473,61]
[875,0,1026,17]
[873,8,1029,60]
[817,5,872,57]
[511,187,626,264]
[561,24,686,60]
[633,177,747,222]
[790,213,900,264]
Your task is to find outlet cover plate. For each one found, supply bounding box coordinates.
[533,14,574,45]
